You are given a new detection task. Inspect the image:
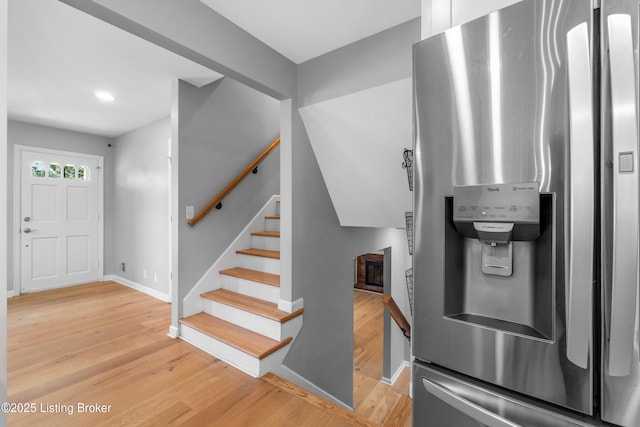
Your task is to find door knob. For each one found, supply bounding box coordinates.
[24,216,31,222]
[23,228,36,233]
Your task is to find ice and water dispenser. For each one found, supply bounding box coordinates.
[444,182,554,340]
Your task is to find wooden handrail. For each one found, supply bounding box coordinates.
[382,294,411,341]
[188,136,281,227]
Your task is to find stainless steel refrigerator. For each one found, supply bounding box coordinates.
[412,0,640,425]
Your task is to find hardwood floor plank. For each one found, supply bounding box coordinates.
[8,282,409,426]
[11,343,212,426]
[352,290,412,426]
[262,373,377,427]
[391,367,411,395]
[353,290,384,381]
[383,394,412,427]
[362,381,401,424]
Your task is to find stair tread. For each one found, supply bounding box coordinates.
[251,231,280,238]
[265,215,280,220]
[201,289,303,323]
[236,248,280,259]
[180,313,292,359]
[220,267,280,287]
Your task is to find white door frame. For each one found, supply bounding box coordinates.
[13,144,104,294]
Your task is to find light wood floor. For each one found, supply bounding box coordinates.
[7,281,411,426]
[353,290,411,426]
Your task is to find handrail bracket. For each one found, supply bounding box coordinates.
[188,136,280,227]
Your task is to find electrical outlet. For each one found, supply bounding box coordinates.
[154,273,158,283]
[121,262,126,272]
[186,205,194,220]
[143,269,147,279]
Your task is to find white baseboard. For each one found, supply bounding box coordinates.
[105,275,171,303]
[271,364,353,411]
[382,361,411,386]
[7,290,16,298]
[278,297,304,313]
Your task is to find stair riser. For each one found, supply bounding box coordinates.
[180,324,292,378]
[237,254,280,275]
[251,235,280,251]
[221,275,279,304]
[202,299,284,340]
[180,324,263,378]
[265,219,280,232]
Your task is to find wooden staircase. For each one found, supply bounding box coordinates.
[180,198,302,377]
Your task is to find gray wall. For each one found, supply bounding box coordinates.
[175,78,280,322]
[297,18,418,107]
[6,120,116,292]
[113,117,171,296]
[284,107,412,407]
[281,20,419,406]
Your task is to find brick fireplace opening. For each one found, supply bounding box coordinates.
[354,253,384,293]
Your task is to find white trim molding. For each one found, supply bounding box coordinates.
[105,274,171,303]
[382,361,411,386]
[278,297,304,313]
[167,325,179,339]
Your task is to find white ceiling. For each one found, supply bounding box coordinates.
[200,0,421,64]
[7,0,420,138]
[7,0,223,138]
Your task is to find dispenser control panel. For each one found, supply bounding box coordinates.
[453,182,539,223]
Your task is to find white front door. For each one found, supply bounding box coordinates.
[19,148,101,293]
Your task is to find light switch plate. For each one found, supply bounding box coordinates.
[186,205,194,220]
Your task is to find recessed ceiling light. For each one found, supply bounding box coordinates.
[94,90,115,102]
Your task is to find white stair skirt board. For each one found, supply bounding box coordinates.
[237,254,280,275]
[180,323,292,378]
[106,275,170,303]
[220,275,280,304]
[183,195,280,317]
[250,235,280,251]
[202,298,302,341]
[167,325,179,339]
[264,218,280,232]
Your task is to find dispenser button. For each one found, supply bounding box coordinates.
[620,152,634,173]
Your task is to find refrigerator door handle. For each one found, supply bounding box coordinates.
[422,378,522,427]
[607,14,639,377]
[565,22,595,370]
